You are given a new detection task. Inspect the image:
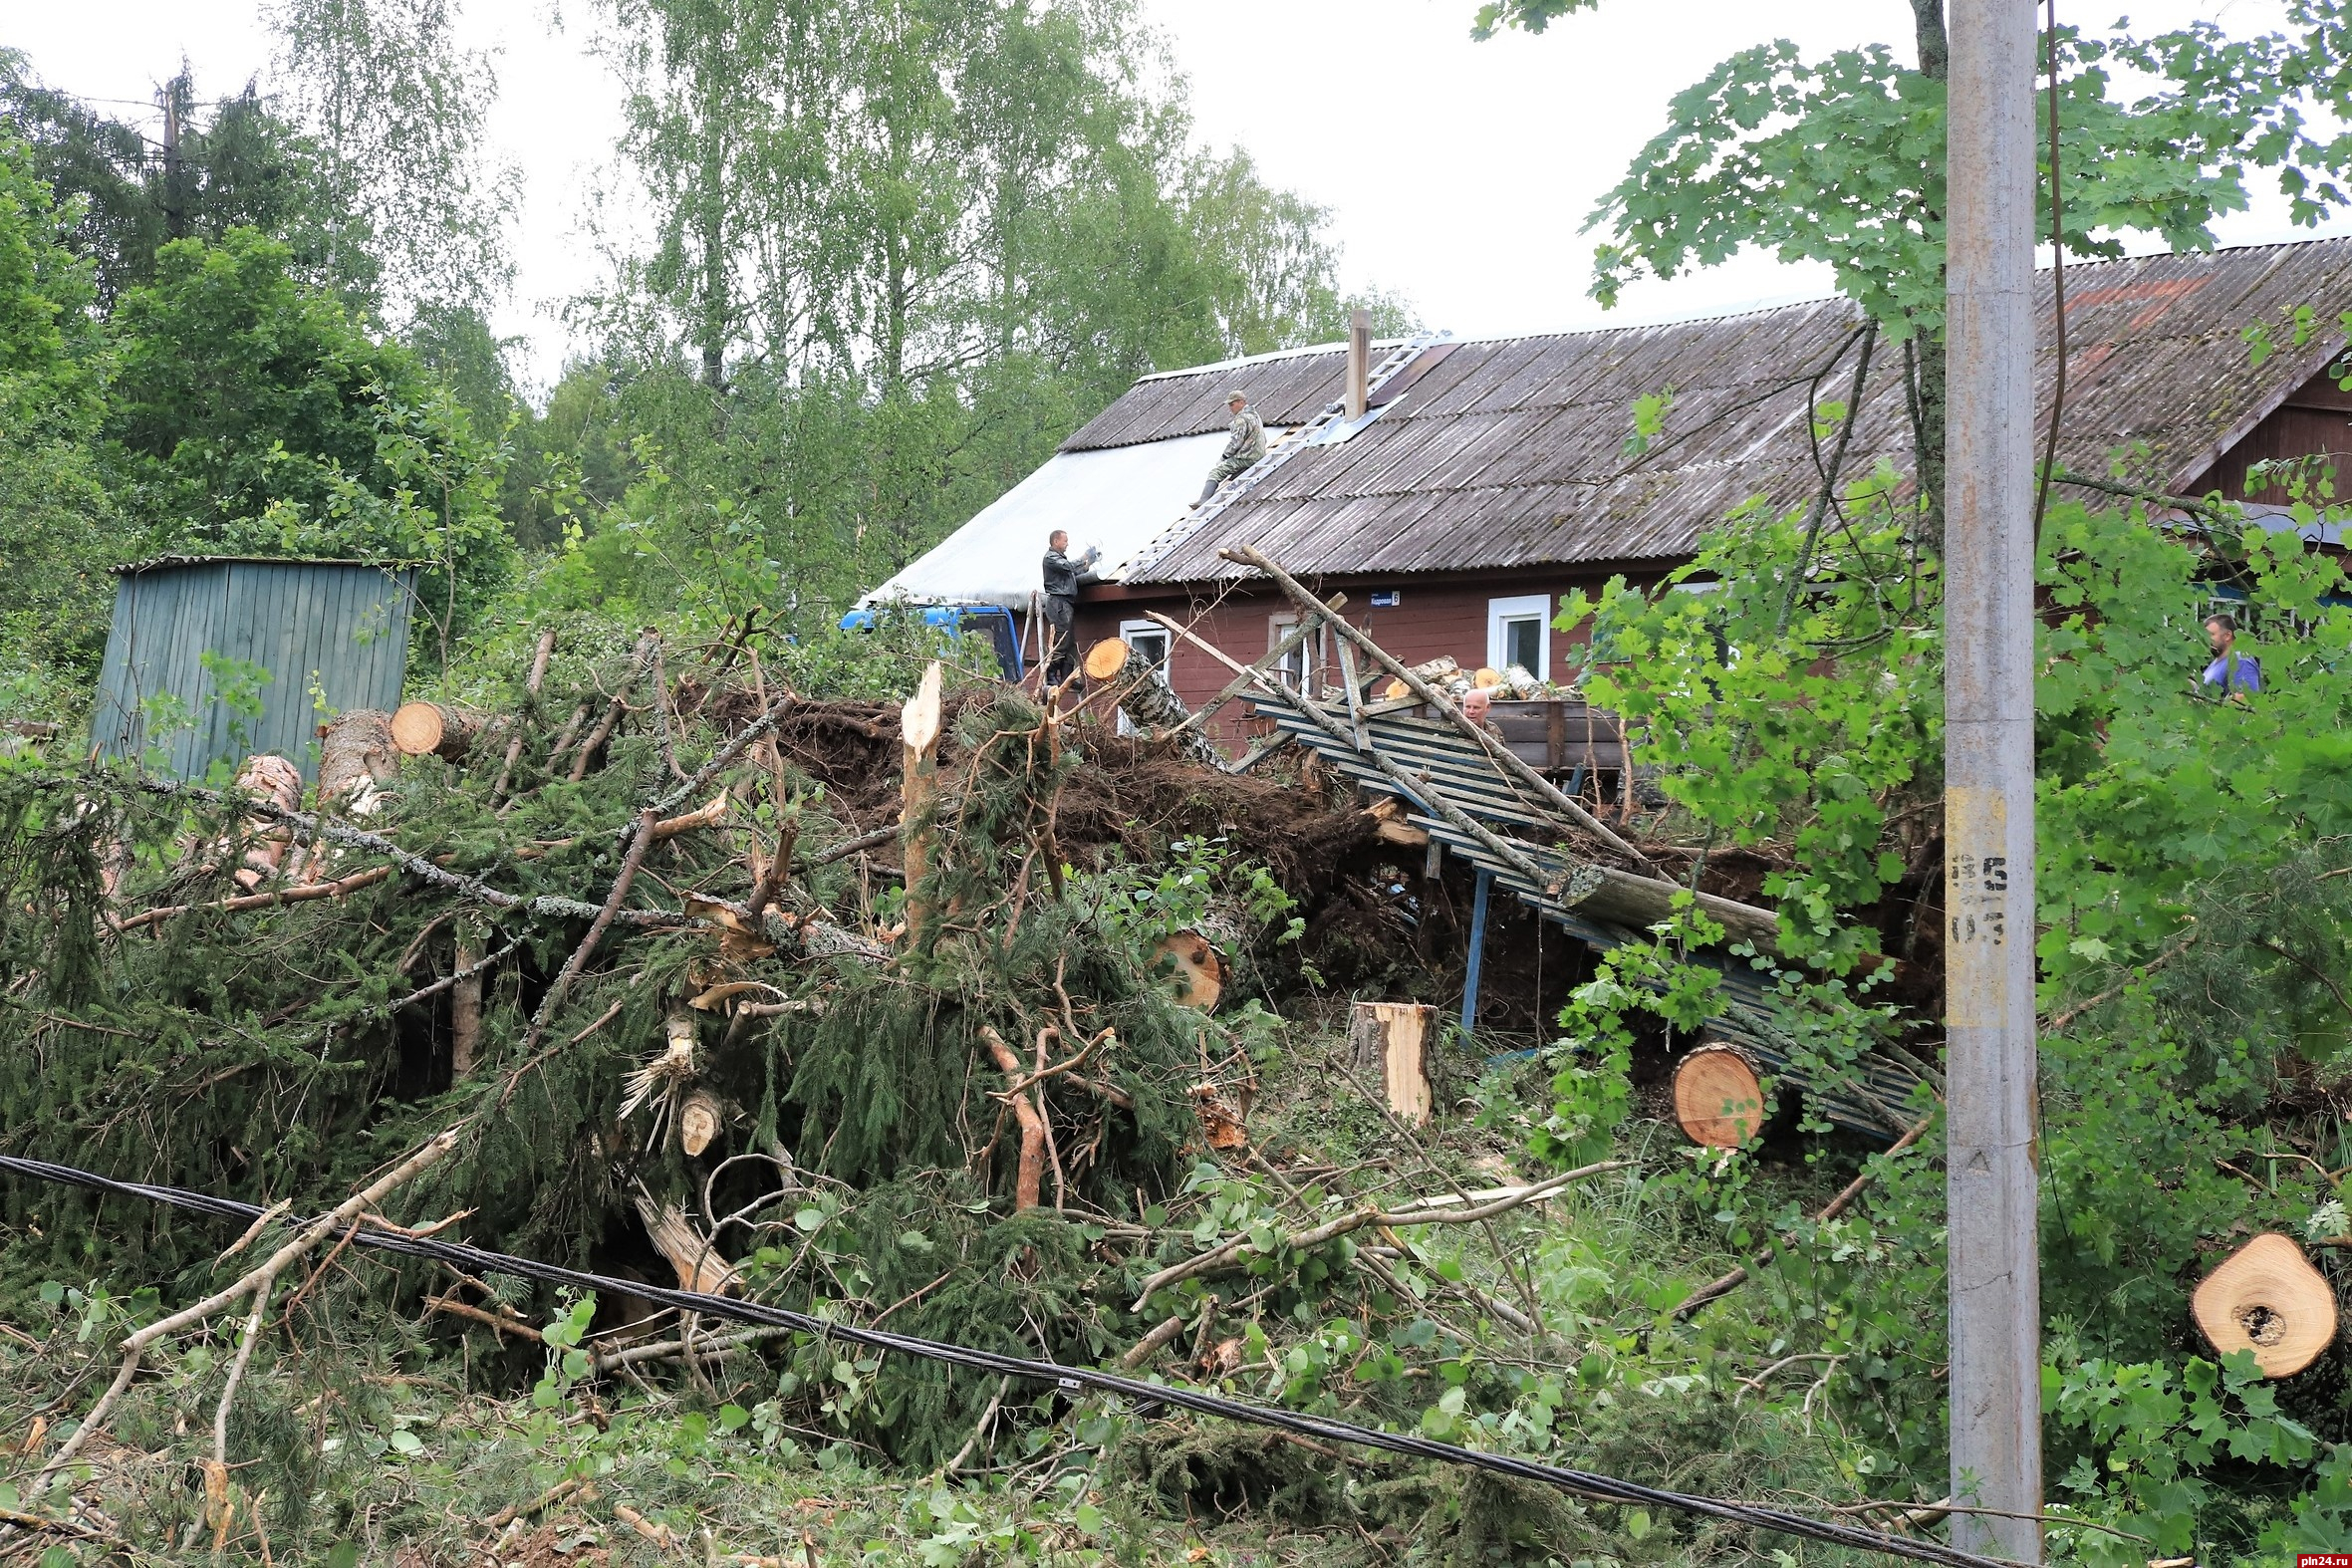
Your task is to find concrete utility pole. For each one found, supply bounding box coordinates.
[1944,0,2042,1561]
[158,75,185,239]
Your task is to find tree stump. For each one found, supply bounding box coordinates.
[318,709,399,815]
[2193,1232,2337,1377]
[391,700,486,761]
[1086,639,1220,766]
[1673,1043,1767,1148]
[1349,1001,1435,1126]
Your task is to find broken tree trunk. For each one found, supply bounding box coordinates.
[901,661,944,947]
[391,700,488,762]
[1162,594,1346,742]
[2193,1232,2337,1377]
[1349,1002,1434,1127]
[569,630,660,783]
[979,1025,1047,1210]
[1154,615,1569,896]
[1673,1042,1768,1148]
[1085,639,1221,767]
[491,629,559,805]
[318,709,399,815]
[1220,545,1654,870]
[632,1191,741,1295]
[231,755,304,889]
[450,925,483,1079]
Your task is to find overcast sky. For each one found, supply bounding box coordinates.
[10,0,2346,392]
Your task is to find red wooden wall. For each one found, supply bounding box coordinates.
[1030,567,1672,749]
[2189,365,2352,505]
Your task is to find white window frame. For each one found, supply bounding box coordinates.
[1268,613,1306,690]
[1117,619,1172,736]
[1486,595,1551,681]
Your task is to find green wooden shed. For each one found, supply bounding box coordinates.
[91,556,416,781]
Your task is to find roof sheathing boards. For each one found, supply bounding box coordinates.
[1116,239,2352,586]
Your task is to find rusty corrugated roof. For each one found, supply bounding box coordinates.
[1104,239,2352,586]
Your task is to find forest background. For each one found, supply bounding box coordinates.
[0,0,1407,720]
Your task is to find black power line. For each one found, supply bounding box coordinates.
[0,1153,2020,1568]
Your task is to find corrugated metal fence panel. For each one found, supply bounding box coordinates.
[93,560,413,781]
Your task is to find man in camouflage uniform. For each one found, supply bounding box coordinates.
[1196,389,1267,503]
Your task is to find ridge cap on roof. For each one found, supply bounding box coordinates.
[1125,234,2352,391]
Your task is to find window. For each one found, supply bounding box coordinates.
[1118,620,1171,735]
[1269,615,1308,690]
[1486,595,1550,680]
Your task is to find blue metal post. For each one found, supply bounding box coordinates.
[1461,869,1494,1040]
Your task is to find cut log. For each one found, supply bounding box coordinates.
[1092,640,1220,766]
[679,1089,723,1157]
[2192,1232,2337,1377]
[317,710,398,816]
[1348,1002,1434,1127]
[1471,666,1504,690]
[1382,656,1464,701]
[632,1191,740,1295]
[390,700,486,761]
[1674,1043,1767,1148]
[1084,637,1134,682]
[901,661,944,945]
[1154,930,1225,1010]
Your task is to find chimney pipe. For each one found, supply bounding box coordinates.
[1346,308,1371,420]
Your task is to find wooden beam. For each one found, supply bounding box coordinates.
[1148,613,1561,892]
[1160,594,1346,741]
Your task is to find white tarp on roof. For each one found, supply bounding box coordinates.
[857,431,1227,612]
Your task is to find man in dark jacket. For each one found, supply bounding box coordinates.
[1041,529,1100,686]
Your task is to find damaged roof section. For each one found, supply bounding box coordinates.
[1099,238,2352,587]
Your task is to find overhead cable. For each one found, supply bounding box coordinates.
[0,1153,2020,1568]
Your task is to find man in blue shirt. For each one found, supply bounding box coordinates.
[2202,612,2260,699]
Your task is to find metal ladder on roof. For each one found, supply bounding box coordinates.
[1120,329,1448,580]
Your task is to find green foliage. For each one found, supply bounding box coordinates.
[271,0,518,316]
[0,128,118,712]
[103,227,515,661]
[1565,471,1937,960]
[1521,415,2352,1555]
[1478,4,2352,335]
[550,0,1406,634]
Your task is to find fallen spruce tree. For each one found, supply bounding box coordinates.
[0,625,1362,1469]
